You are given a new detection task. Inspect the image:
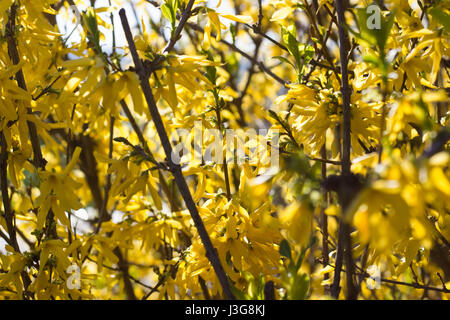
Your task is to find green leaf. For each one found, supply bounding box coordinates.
[356,7,396,52]
[225,52,239,76]
[268,109,280,121]
[230,283,251,300]
[161,3,174,25]
[281,25,315,80]
[257,274,265,299]
[416,96,433,131]
[230,23,236,44]
[311,37,320,44]
[247,277,258,298]
[272,55,296,69]
[205,65,217,85]
[379,11,395,51]
[279,239,292,260]
[355,8,377,47]
[430,7,450,33]
[289,273,309,300]
[83,8,101,53]
[281,25,301,68]
[301,44,315,64]
[172,0,179,15]
[363,54,381,67]
[295,250,306,271]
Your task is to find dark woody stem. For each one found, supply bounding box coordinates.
[330,0,357,300]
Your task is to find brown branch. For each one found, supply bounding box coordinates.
[0,133,19,252]
[420,128,450,160]
[73,119,136,300]
[335,1,351,177]
[4,3,46,297]
[74,134,104,213]
[373,275,450,294]
[320,145,330,295]
[114,247,137,300]
[264,280,275,300]
[119,9,235,300]
[94,116,115,233]
[257,0,263,30]
[330,219,345,298]
[356,245,370,296]
[7,3,56,242]
[141,271,166,300]
[198,276,211,300]
[330,0,356,300]
[0,228,13,247]
[437,272,447,291]
[246,23,287,51]
[6,3,46,170]
[163,0,195,53]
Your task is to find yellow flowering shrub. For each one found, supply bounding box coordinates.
[0,0,448,300]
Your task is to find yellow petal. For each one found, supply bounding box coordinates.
[220,14,253,24]
[64,146,82,175]
[270,7,293,22]
[430,167,450,196]
[61,57,95,69]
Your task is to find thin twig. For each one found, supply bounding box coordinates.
[114,247,137,300]
[163,0,195,53]
[32,76,62,101]
[186,22,288,86]
[437,272,447,291]
[320,145,330,295]
[0,133,19,252]
[243,21,337,75]
[328,262,450,294]
[94,116,115,234]
[302,0,341,82]
[199,276,211,300]
[215,105,231,200]
[120,99,180,211]
[232,38,263,126]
